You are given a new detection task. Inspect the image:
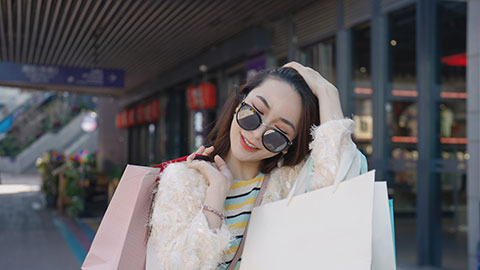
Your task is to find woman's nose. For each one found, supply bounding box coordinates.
[251,123,267,142]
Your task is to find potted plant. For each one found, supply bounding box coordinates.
[36,152,60,208]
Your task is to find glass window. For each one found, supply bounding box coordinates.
[166,91,188,160]
[351,23,373,160]
[389,6,417,93]
[300,38,336,84]
[387,5,417,266]
[128,126,141,164]
[438,2,467,269]
[138,124,146,165]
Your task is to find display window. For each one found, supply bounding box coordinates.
[387,5,418,265]
[438,2,467,267]
[351,23,373,159]
[300,37,337,84]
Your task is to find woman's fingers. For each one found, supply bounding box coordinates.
[186,153,233,191]
[214,155,233,179]
[283,61,304,70]
[204,146,214,156]
[186,152,195,162]
[283,61,333,97]
[196,145,205,155]
[186,160,211,183]
[194,145,215,157]
[214,155,227,170]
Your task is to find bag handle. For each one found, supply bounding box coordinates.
[333,145,357,186]
[286,156,313,205]
[226,173,271,270]
[286,145,359,205]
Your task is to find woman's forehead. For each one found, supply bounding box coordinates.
[248,79,301,105]
[247,79,302,127]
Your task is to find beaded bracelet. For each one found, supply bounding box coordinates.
[202,205,225,220]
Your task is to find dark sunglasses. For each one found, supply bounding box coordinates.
[236,102,292,153]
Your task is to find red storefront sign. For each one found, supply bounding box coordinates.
[152,99,160,121]
[126,109,136,127]
[187,83,217,110]
[116,99,161,128]
[116,111,127,129]
[137,105,146,124]
[135,99,160,124]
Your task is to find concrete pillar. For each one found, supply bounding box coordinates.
[467,1,480,269]
[416,0,442,266]
[371,0,388,181]
[96,96,127,173]
[336,0,353,118]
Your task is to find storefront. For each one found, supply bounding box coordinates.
[288,1,469,268]
[119,0,475,268]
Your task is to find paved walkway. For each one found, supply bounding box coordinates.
[0,173,469,270]
[0,173,86,270]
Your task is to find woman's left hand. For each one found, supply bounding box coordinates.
[283,61,344,124]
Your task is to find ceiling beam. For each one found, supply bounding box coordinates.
[119,27,272,107]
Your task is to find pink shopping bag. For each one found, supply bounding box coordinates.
[82,165,159,270]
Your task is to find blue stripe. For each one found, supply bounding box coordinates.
[77,220,96,241]
[233,260,241,269]
[224,189,260,205]
[225,213,251,226]
[359,150,368,174]
[389,199,397,264]
[229,237,242,247]
[53,216,86,263]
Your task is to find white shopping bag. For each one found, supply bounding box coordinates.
[372,182,396,270]
[241,170,376,270]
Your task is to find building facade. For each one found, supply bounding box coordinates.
[110,0,478,269]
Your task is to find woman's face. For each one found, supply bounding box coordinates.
[229,78,302,163]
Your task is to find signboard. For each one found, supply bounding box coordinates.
[0,62,124,88]
[116,99,160,129]
[187,83,217,110]
[246,55,265,80]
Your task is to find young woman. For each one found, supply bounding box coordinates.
[146,62,367,269]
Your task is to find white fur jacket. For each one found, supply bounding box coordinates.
[146,119,366,270]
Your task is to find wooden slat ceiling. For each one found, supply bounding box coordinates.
[0,0,314,96]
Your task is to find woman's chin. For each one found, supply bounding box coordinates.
[231,144,276,164]
[230,145,260,163]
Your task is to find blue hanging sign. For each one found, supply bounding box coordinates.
[0,62,124,88]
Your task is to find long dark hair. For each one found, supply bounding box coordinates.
[206,67,320,173]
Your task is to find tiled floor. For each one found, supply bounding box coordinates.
[0,175,81,270]
[396,217,468,270]
[0,173,470,269]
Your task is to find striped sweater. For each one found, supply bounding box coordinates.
[218,173,265,270]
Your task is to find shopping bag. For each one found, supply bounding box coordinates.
[82,165,159,270]
[372,182,397,270]
[241,170,376,270]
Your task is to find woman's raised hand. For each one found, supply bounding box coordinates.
[187,146,233,229]
[283,61,344,124]
[186,146,234,197]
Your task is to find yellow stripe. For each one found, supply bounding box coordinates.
[224,197,256,211]
[225,244,239,255]
[228,221,248,230]
[230,175,264,189]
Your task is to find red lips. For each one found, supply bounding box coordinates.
[240,134,259,152]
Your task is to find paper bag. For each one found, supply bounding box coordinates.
[241,170,376,270]
[372,182,397,270]
[82,165,159,270]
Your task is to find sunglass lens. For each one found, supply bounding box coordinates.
[263,129,288,153]
[237,105,260,130]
